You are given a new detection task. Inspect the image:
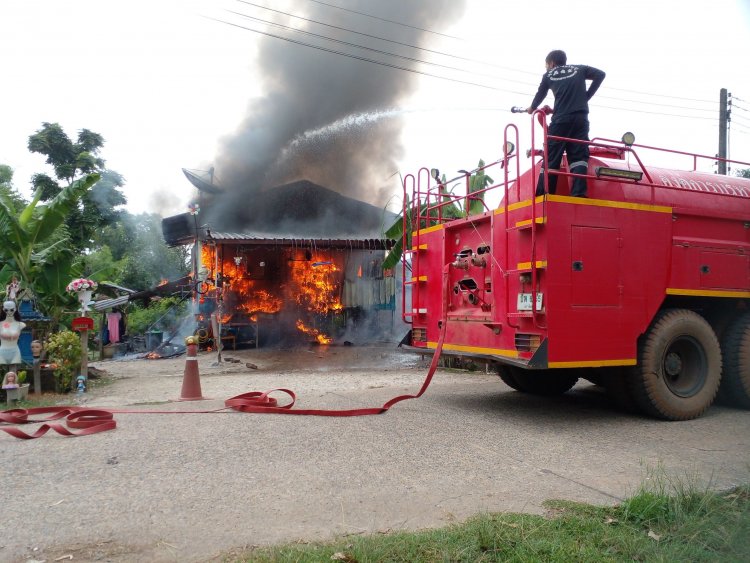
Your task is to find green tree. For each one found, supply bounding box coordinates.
[737,168,750,179]
[88,212,189,290]
[0,173,101,321]
[0,165,26,213]
[27,123,126,250]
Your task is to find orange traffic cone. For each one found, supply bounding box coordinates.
[178,336,206,401]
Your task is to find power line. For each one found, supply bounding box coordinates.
[595,93,716,113]
[305,1,720,106]
[302,0,463,41]
[205,16,529,95]
[594,103,717,121]
[246,2,723,108]
[209,15,727,125]
[228,5,720,116]
[234,0,530,76]
[734,103,749,113]
[603,86,716,105]
[227,10,535,87]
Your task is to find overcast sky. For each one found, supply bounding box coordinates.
[2,0,749,217]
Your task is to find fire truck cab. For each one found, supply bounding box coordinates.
[399,113,750,420]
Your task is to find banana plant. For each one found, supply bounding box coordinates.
[382,162,491,270]
[0,173,100,320]
[467,159,494,215]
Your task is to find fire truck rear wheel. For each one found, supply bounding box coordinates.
[496,365,523,391]
[717,312,750,409]
[506,367,578,396]
[630,309,721,421]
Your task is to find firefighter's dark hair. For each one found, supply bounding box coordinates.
[545,50,567,66]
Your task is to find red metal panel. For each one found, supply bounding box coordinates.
[570,226,620,306]
[699,251,749,290]
[544,198,672,365]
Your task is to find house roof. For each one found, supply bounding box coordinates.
[202,232,393,249]
[163,179,397,246]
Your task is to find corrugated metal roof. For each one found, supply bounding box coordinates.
[92,295,130,312]
[205,232,393,249]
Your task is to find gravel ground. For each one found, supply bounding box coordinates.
[2,344,749,562]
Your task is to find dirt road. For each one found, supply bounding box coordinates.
[3,345,749,562]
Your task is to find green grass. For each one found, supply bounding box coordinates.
[232,481,750,562]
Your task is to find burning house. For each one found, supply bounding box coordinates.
[152,0,467,348]
[162,180,400,348]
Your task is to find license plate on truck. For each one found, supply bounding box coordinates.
[517,292,543,311]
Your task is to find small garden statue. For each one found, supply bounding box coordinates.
[5,275,20,301]
[2,370,19,389]
[31,339,43,359]
[0,300,26,370]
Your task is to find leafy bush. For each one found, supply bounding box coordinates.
[126,297,188,336]
[45,330,82,393]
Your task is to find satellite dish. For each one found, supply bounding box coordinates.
[182,168,224,194]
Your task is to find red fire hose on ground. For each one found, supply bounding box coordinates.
[1,268,451,440]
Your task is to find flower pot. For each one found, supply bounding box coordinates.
[76,289,93,312]
[5,383,30,404]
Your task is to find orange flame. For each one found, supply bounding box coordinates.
[200,246,344,343]
[289,260,343,314]
[201,245,282,315]
[295,319,332,345]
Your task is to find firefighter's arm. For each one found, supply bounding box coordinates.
[527,76,550,113]
[585,66,606,100]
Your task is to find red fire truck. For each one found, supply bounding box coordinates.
[399,111,750,420]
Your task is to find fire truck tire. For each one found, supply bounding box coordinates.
[717,312,750,409]
[507,367,578,396]
[630,309,722,421]
[496,365,523,391]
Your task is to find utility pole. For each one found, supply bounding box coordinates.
[718,88,729,175]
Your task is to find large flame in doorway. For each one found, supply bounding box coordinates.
[200,245,343,343]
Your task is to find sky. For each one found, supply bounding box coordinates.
[1,0,749,219]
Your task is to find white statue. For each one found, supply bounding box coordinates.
[0,300,26,368]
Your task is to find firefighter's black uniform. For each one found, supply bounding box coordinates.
[530,64,606,197]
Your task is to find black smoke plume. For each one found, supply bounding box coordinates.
[206,0,466,232]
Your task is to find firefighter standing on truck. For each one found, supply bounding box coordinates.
[526,50,606,198]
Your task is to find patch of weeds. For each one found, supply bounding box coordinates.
[1,394,69,411]
[231,475,750,563]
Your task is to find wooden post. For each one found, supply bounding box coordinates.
[72,314,93,382]
[81,326,89,381]
[33,358,41,396]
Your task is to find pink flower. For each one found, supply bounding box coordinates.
[66,278,98,294]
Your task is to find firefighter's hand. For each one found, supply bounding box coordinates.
[525,107,534,114]
[541,105,553,115]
